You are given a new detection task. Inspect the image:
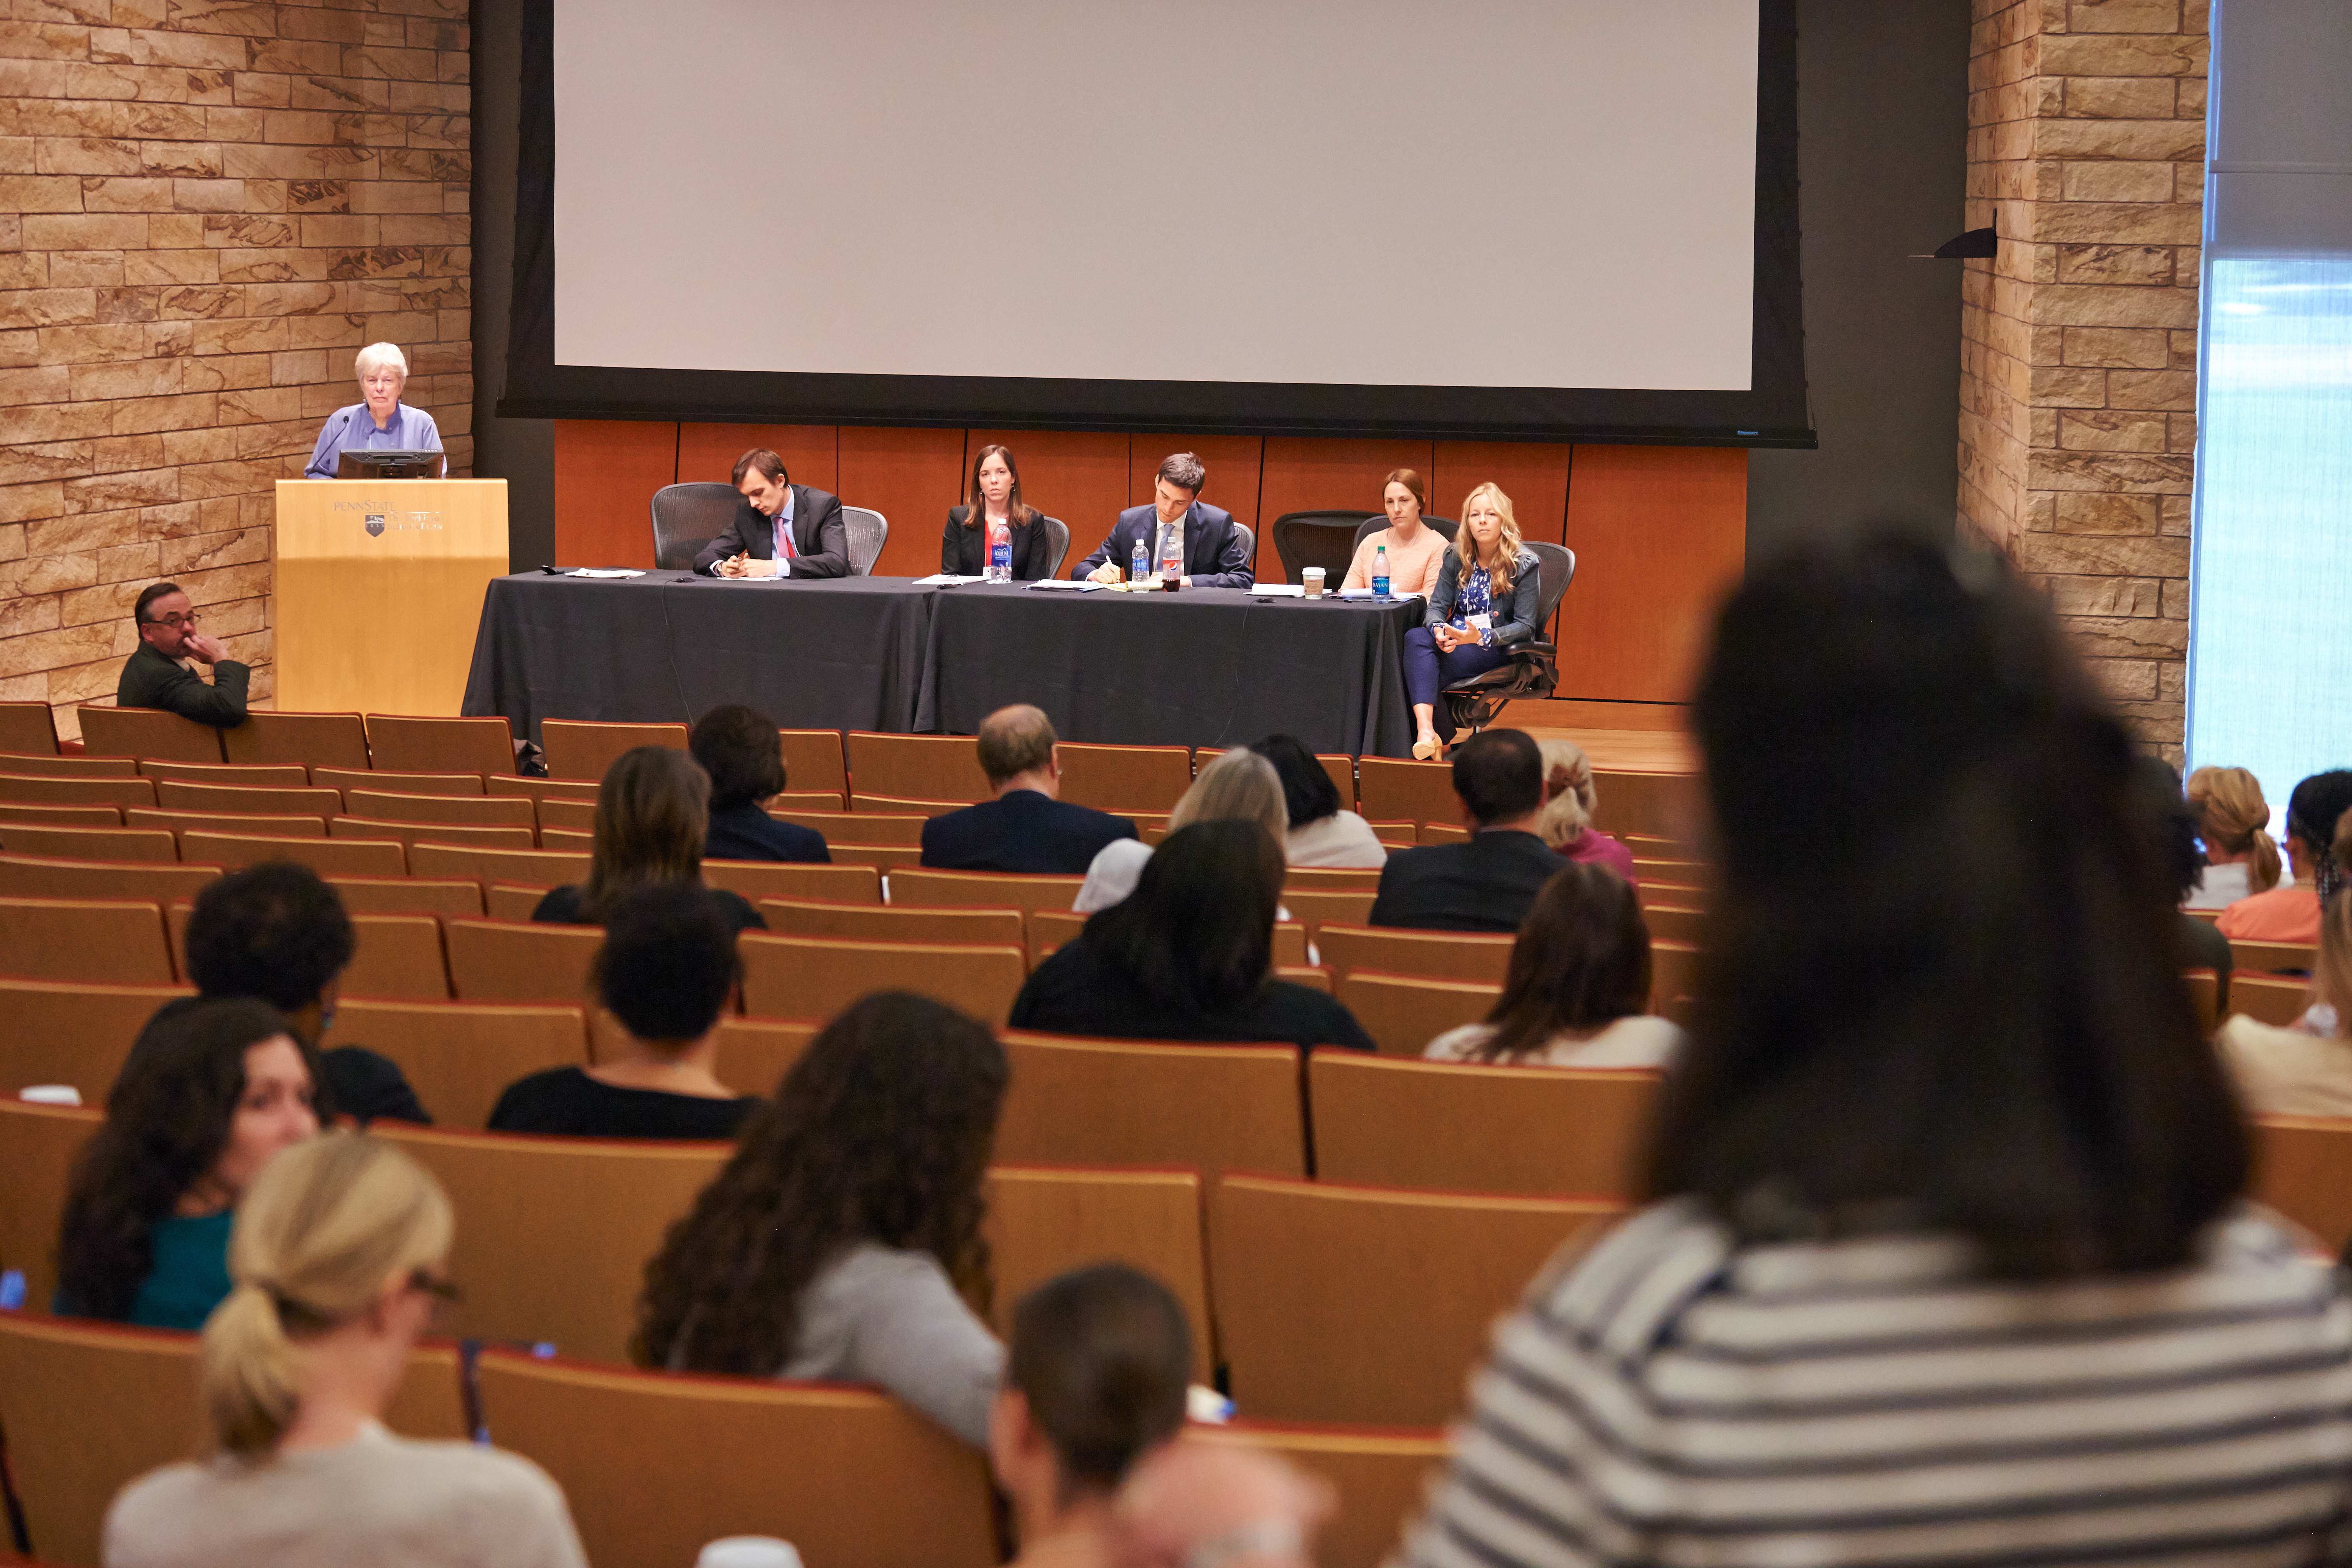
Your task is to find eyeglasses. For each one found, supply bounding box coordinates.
[145,612,199,629]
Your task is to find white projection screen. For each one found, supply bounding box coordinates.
[505,0,1810,443]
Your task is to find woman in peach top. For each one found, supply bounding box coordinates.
[1340,469,1449,595]
[2217,770,2352,944]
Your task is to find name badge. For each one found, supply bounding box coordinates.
[1468,612,1493,630]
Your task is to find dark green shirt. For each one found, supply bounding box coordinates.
[127,1209,235,1331]
[116,642,249,727]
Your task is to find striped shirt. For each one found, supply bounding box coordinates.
[1402,1199,2352,1568]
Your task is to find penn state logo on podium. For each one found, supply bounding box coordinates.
[365,513,386,537]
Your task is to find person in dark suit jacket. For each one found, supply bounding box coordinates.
[1073,451,1254,589]
[692,448,852,578]
[1370,729,1568,933]
[920,705,1138,875]
[940,443,1056,579]
[689,703,830,864]
[116,581,249,728]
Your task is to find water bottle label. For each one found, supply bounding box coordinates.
[990,541,1010,578]
[1373,575,1390,597]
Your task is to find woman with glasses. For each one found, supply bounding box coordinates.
[301,341,444,479]
[103,1132,589,1568]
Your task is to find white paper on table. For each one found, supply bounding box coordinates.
[914,574,986,585]
[1026,579,1106,592]
[1335,588,1421,602]
[565,568,644,578]
[1249,584,1307,598]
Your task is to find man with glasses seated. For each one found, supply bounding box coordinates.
[117,579,249,727]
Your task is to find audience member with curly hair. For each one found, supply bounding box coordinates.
[57,999,321,1329]
[634,992,1009,1445]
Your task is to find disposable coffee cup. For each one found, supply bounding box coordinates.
[1302,567,1326,597]
[697,1539,803,1568]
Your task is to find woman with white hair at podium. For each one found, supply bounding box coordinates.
[302,341,446,479]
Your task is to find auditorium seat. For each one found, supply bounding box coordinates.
[1276,888,1378,933]
[327,875,483,919]
[539,826,591,849]
[156,779,343,817]
[1315,926,1512,985]
[0,896,175,985]
[485,882,549,920]
[443,918,602,1004]
[995,1032,1305,1180]
[0,977,191,1101]
[0,751,140,779]
[1637,880,1706,911]
[1642,903,1703,944]
[536,795,596,832]
[541,718,689,781]
[136,807,334,839]
[1208,1173,1622,1426]
[0,854,219,904]
[373,1125,730,1362]
[0,801,123,828]
[1285,867,1384,893]
[844,731,989,804]
[1632,856,1707,884]
[759,897,1024,949]
[985,1165,1213,1379]
[703,858,882,906]
[2232,938,2317,975]
[0,699,59,756]
[1277,964,1332,991]
[828,843,924,872]
[332,816,538,851]
[770,808,928,846]
[768,788,849,812]
[1366,819,1415,847]
[2251,1116,2352,1253]
[1624,831,1696,858]
[2231,973,2311,1029]
[324,999,589,1130]
[712,1016,818,1096]
[738,934,1026,1025]
[364,714,516,776]
[408,843,590,887]
[1054,743,1194,814]
[1651,938,1699,1014]
[850,791,964,815]
[343,789,537,829]
[0,823,179,863]
[472,1350,996,1568]
[1027,907,1085,964]
[0,1316,464,1568]
[485,774,598,805]
[0,772,157,809]
[339,914,452,1002]
[1357,757,1457,826]
[222,709,371,770]
[0,1099,101,1317]
[316,765,485,798]
[1417,821,1471,845]
[1199,746,1356,809]
[178,830,406,878]
[888,868,1083,918]
[1334,971,1500,1059]
[2184,970,2219,1036]
[1196,1421,1449,1568]
[1310,1052,1659,1197]
[1591,769,1703,842]
[135,760,312,788]
[76,704,225,765]
[777,728,849,798]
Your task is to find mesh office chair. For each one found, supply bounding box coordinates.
[1037,516,1071,578]
[1442,541,1577,738]
[649,483,740,572]
[1271,511,1375,583]
[1349,514,1458,552]
[1231,522,1256,580]
[842,507,889,576]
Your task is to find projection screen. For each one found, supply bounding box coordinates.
[503,0,1810,444]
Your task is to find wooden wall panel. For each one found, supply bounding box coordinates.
[675,425,839,495]
[1428,443,1573,543]
[1255,439,1434,582]
[553,420,677,570]
[1124,436,1267,579]
[967,430,1131,565]
[1556,446,1746,704]
[837,426,970,579]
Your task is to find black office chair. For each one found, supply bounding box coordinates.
[1349,514,1458,553]
[649,483,739,572]
[1442,541,1577,737]
[1270,511,1374,583]
[1036,516,1071,578]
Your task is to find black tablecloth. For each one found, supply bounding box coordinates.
[916,584,1421,756]
[462,572,936,736]
[462,574,1425,756]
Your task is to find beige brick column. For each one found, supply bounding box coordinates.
[1959,0,2206,756]
[0,0,472,741]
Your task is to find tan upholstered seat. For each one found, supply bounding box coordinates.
[0,1099,103,1316]
[996,1031,1305,1181]
[221,709,371,770]
[1054,742,1194,813]
[0,896,175,985]
[702,859,883,906]
[325,998,589,1129]
[0,975,192,1104]
[1316,924,1512,984]
[738,934,1026,1025]
[540,719,688,781]
[759,898,1023,948]
[77,704,226,765]
[363,713,516,776]
[844,731,989,803]
[1196,1422,1451,1568]
[442,918,602,1004]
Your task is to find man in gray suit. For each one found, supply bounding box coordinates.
[116,580,248,727]
[1075,451,1255,589]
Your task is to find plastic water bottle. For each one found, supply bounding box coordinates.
[1372,542,1391,599]
[1130,538,1149,585]
[986,516,1010,583]
[1160,525,1183,587]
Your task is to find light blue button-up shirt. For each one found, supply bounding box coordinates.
[767,485,797,576]
[303,401,444,479]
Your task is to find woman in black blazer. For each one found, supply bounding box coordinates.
[940,443,1054,578]
[1405,482,1545,757]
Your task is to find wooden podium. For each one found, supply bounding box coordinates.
[273,479,508,716]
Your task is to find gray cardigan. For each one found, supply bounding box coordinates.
[1425,547,1545,647]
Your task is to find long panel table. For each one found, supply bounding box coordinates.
[461,572,1424,756]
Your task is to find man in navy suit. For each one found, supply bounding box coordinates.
[693,448,851,578]
[920,705,1138,875]
[1073,451,1255,589]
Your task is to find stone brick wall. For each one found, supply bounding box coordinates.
[0,0,470,742]
[1960,0,2207,756]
